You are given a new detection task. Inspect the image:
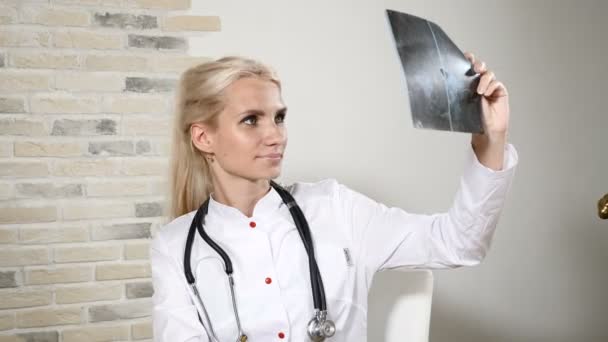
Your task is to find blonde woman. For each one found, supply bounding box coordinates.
[150,53,518,342]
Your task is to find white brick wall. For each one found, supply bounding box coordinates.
[0,0,220,340]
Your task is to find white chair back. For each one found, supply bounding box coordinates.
[368,269,434,342]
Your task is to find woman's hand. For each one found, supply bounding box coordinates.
[464,51,510,171]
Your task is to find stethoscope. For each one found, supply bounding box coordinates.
[183,180,336,342]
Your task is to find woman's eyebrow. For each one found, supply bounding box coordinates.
[237,106,288,116]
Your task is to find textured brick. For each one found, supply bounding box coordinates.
[20,227,88,244]
[9,51,79,69]
[0,183,12,198]
[0,5,17,25]
[163,15,221,32]
[26,266,92,285]
[55,72,124,92]
[102,95,167,114]
[55,284,122,304]
[0,229,17,243]
[93,12,157,29]
[0,97,25,113]
[124,241,150,260]
[52,119,117,136]
[53,0,100,4]
[89,300,152,322]
[125,77,176,93]
[15,183,83,198]
[0,29,51,47]
[135,140,151,154]
[126,281,153,299]
[16,307,82,328]
[2,331,58,342]
[0,0,214,332]
[0,207,56,224]
[31,95,99,114]
[0,289,52,309]
[84,54,149,71]
[135,202,162,217]
[0,247,49,267]
[54,245,121,263]
[0,119,47,136]
[0,313,15,331]
[0,72,52,91]
[43,0,176,9]
[122,117,171,135]
[62,324,129,342]
[52,159,121,176]
[121,158,168,176]
[88,141,134,156]
[21,6,89,26]
[0,162,48,177]
[86,180,150,197]
[151,55,212,72]
[91,222,151,241]
[133,0,190,9]
[62,201,133,220]
[96,262,151,280]
[131,320,152,339]
[14,142,82,157]
[53,30,123,49]
[128,34,186,50]
[0,271,18,288]
[0,144,10,158]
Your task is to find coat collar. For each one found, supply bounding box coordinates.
[207,184,285,222]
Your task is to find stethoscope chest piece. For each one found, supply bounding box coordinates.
[307,310,336,342]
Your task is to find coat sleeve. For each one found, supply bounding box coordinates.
[336,142,519,278]
[150,230,209,342]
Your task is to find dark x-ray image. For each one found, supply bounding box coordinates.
[386,9,483,134]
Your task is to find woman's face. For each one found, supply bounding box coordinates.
[194,77,288,183]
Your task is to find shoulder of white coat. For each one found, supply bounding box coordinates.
[281,177,340,203]
[151,209,197,256]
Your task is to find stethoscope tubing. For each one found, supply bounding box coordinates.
[272,181,327,311]
[182,180,330,340]
[184,181,327,310]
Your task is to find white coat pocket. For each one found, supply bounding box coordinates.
[315,242,354,301]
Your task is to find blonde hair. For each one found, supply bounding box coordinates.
[167,56,282,220]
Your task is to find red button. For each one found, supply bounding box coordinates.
[249,221,256,228]
[265,277,272,284]
[278,332,285,339]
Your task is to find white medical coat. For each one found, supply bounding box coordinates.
[150,143,519,342]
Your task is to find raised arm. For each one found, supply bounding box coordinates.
[336,142,518,283]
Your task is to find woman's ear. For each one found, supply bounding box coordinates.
[190,123,214,154]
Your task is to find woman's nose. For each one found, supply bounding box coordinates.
[264,122,285,144]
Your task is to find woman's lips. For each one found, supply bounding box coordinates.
[259,153,282,159]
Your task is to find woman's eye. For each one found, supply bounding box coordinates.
[276,113,286,123]
[242,115,257,125]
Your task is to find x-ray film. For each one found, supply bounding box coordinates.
[386,9,483,134]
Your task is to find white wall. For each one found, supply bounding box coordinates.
[188,0,608,341]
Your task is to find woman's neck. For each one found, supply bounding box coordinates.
[211,177,270,218]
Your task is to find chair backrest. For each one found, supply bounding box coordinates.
[367,269,434,342]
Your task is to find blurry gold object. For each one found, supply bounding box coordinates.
[599,193,608,219]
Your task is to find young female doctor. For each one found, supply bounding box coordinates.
[150,52,519,342]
